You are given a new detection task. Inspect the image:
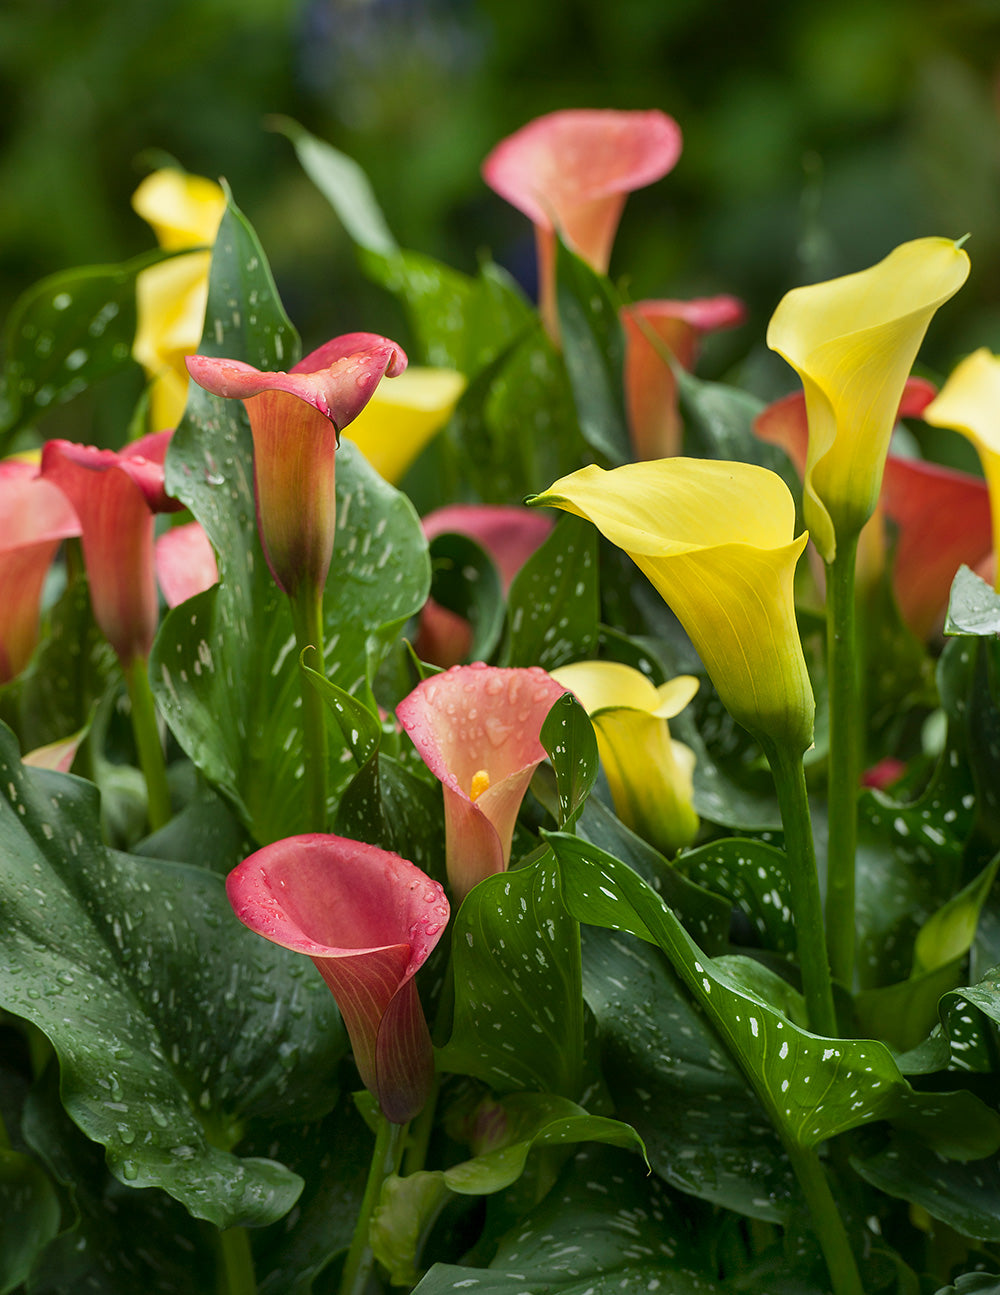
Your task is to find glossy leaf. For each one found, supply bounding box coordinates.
[539,688,598,830]
[682,835,796,954]
[503,514,599,669]
[0,1145,59,1294]
[946,564,1000,637]
[426,531,505,664]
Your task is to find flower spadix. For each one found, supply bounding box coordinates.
[531,459,814,753]
[923,348,1000,584]
[227,834,449,1124]
[186,333,407,597]
[551,660,699,856]
[766,237,970,563]
[396,663,566,902]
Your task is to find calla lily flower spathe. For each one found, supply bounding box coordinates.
[186,333,407,598]
[396,663,566,902]
[227,834,449,1124]
[621,295,746,460]
[0,458,81,683]
[132,169,226,430]
[482,108,682,340]
[766,237,970,563]
[551,660,699,856]
[345,365,466,484]
[154,520,220,610]
[530,459,814,754]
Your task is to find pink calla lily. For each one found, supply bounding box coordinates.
[396,663,566,902]
[482,109,682,340]
[621,295,746,460]
[416,506,553,667]
[154,520,220,609]
[0,458,81,683]
[185,334,407,597]
[227,834,449,1124]
[40,431,180,667]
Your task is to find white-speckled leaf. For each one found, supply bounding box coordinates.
[945,564,1000,638]
[504,514,598,670]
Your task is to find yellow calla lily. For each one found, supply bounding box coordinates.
[131,169,226,430]
[551,660,699,856]
[530,458,814,753]
[923,347,1000,584]
[344,366,466,483]
[766,237,970,563]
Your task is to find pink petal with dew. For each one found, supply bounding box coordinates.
[622,295,746,460]
[155,521,219,608]
[227,834,449,1124]
[396,663,566,901]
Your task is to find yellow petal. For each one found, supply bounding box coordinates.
[133,252,211,428]
[132,170,226,250]
[767,237,970,562]
[345,367,466,484]
[534,459,814,752]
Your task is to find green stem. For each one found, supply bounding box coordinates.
[290,586,329,833]
[759,736,838,1038]
[784,1143,864,1295]
[825,535,861,990]
[216,1226,256,1295]
[125,656,171,832]
[339,1115,404,1295]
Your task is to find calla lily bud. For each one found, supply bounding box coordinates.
[396,662,566,902]
[345,366,466,484]
[551,660,699,855]
[0,458,81,683]
[482,109,682,341]
[186,334,407,597]
[923,348,1000,588]
[40,431,180,668]
[530,459,815,754]
[227,834,449,1124]
[766,237,969,563]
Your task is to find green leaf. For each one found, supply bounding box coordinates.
[426,532,505,664]
[548,831,1000,1157]
[302,660,382,768]
[539,690,598,830]
[946,564,1000,637]
[676,366,794,483]
[681,835,797,955]
[0,1145,60,1294]
[555,240,631,465]
[934,1277,1000,1295]
[503,514,599,670]
[0,723,347,1227]
[439,853,584,1099]
[0,249,171,441]
[372,1093,645,1285]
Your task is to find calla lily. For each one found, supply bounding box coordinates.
[185,333,407,597]
[132,169,226,430]
[40,431,180,668]
[0,458,81,683]
[621,295,746,460]
[415,505,553,667]
[550,660,699,855]
[922,348,1000,587]
[482,108,682,340]
[226,834,449,1124]
[530,459,814,753]
[154,520,220,609]
[345,366,466,483]
[766,237,970,563]
[396,662,566,902]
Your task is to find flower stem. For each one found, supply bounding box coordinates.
[124,655,171,832]
[216,1226,256,1295]
[759,736,838,1037]
[290,586,329,833]
[339,1114,404,1295]
[824,535,861,990]
[785,1143,863,1295]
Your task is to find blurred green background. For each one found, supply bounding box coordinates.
[3,0,1000,399]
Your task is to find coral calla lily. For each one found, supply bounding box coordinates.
[530,459,814,753]
[621,295,746,460]
[40,430,180,668]
[922,348,1000,586]
[766,237,969,563]
[551,660,699,856]
[186,333,407,598]
[132,169,226,430]
[0,458,80,683]
[227,834,449,1124]
[345,366,466,483]
[482,109,682,340]
[396,663,566,902]
[154,520,220,609]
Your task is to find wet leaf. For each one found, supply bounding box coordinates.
[946,564,1000,638]
[503,514,598,670]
